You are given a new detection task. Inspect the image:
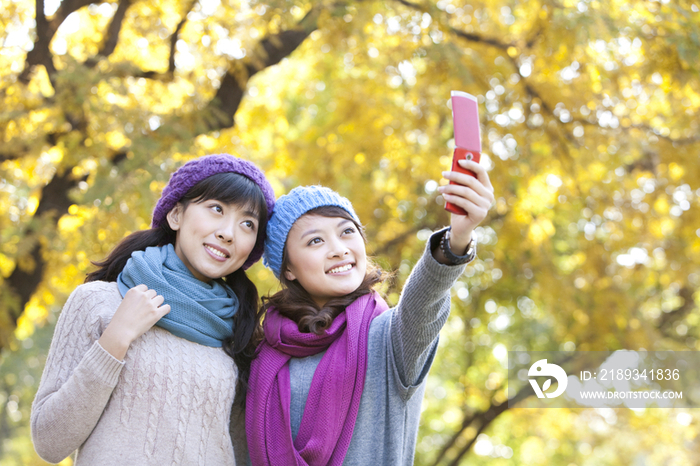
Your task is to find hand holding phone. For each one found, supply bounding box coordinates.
[445,91,482,216]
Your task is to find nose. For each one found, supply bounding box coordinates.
[327,237,350,258]
[216,219,235,243]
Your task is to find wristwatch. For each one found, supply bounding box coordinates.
[440,227,477,265]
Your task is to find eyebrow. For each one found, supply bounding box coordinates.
[228,203,259,219]
[203,199,259,218]
[300,229,321,239]
[299,219,353,239]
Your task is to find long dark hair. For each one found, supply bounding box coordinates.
[86,172,267,393]
[262,206,389,335]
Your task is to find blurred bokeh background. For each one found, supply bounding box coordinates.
[1,0,699,464]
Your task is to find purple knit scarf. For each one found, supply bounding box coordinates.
[246,292,388,466]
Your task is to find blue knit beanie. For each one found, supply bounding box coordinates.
[263,185,360,278]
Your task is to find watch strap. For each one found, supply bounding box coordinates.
[440,227,477,265]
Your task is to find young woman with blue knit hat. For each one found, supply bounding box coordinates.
[31,154,275,465]
[244,159,494,465]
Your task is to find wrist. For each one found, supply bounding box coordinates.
[448,229,473,255]
[439,227,477,265]
[98,326,132,361]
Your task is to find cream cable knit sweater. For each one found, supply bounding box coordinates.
[31,281,238,465]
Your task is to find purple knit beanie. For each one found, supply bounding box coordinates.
[151,154,275,270]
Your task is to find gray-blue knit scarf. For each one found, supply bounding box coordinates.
[117,244,238,347]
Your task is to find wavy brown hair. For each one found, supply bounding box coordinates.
[262,206,389,335]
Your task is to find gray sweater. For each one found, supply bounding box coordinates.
[235,229,467,465]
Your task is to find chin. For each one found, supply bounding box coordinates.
[340,283,363,296]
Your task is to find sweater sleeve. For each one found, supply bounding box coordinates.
[31,284,125,464]
[390,228,468,390]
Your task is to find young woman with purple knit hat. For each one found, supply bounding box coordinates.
[31,154,275,465]
[244,159,494,465]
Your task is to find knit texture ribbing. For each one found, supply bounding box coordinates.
[246,292,388,466]
[31,281,238,466]
[117,244,238,347]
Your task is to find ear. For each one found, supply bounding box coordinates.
[166,204,183,231]
[284,268,297,281]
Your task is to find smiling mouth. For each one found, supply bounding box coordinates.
[205,245,229,259]
[327,264,353,274]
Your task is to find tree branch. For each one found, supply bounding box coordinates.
[205,6,325,130]
[113,0,196,78]
[96,0,131,59]
[449,28,510,51]
[20,0,97,85]
[658,286,695,330]
[5,169,83,327]
[395,0,510,50]
[19,0,56,85]
[372,223,431,257]
[49,0,95,31]
[0,150,28,162]
[447,390,534,466]
[429,384,534,466]
[0,130,65,162]
[394,0,700,149]
[168,0,198,74]
[431,353,581,466]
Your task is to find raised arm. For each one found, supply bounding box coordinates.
[390,159,494,388]
[390,232,466,387]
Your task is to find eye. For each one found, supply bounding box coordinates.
[243,220,257,230]
[342,227,356,235]
[307,237,323,246]
[209,203,223,214]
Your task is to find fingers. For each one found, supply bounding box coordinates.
[439,169,494,214]
[442,165,494,203]
[144,289,168,313]
[439,183,492,211]
[441,172,490,202]
[105,285,171,357]
[442,194,489,222]
[440,160,495,233]
[153,293,165,307]
[458,159,494,191]
[126,286,168,312]
[128,285,157,298]
[160,304,171,316]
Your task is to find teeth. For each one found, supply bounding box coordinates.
[327,264,352,274]
[205,245,227,258]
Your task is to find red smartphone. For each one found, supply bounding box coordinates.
[445,91,481,216]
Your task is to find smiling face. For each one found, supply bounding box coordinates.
[283,214,367,308]
[167,200,259,282]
